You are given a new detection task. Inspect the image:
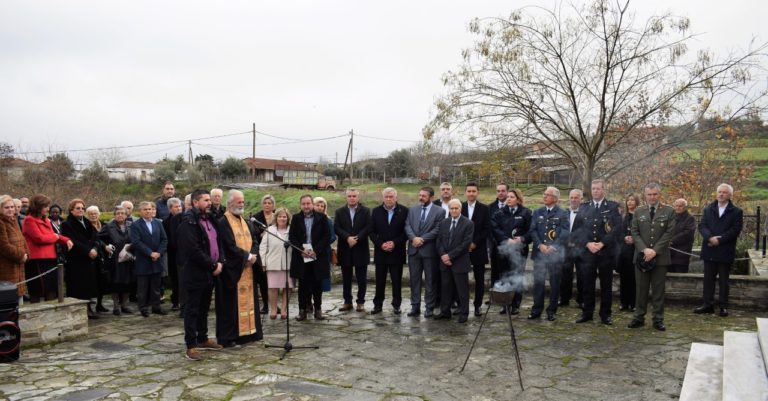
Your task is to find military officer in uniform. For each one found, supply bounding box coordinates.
[573,179,621,325]
[628,182,675,331]
[528,187,570,321]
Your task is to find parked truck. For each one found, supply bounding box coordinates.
[277,166,336,190]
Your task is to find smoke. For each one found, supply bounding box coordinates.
[493,241,528,292]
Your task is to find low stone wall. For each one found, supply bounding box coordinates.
[19,298,89,347]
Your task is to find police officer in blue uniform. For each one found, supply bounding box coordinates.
[573,179,622,325]
[527,187,570,321]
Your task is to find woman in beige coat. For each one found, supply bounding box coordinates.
[259,207,293,319]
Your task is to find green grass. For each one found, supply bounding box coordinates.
[683,147,768,161]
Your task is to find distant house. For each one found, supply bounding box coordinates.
[2,157,37,180]
[242,157,311,182]
[107,161,156,181]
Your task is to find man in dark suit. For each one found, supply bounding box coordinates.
[163,197,183,311]
[488,183,509,286]
[334,188,372,312]
[528,187,570,321]
[370,187,408,315]
[559,189,584,308]
[573,179,621,325]
[461,182,491,316]
[177,189,225,360]
[404,187,445,318]
[694,183,744,317]
[209,188,226,220]
[435,199,474,323]
[130,201,169,317]
[289,194,331,321]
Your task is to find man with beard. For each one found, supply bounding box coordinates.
[177,189,224,360]
[216,190,263,346]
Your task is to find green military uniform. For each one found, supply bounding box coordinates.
[630,203,675,325]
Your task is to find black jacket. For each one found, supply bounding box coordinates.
[334,203,372,267]
[572,199,622,257]
[369,203,408,265]
[462,201,491,265]
[491,205,532,258]
[177,208,226,290]
[699,200,744,263]
[670,211,696,267]
[289,211,330,280]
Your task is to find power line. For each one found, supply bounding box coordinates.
[355,133,421,143]
[12,130,252,156]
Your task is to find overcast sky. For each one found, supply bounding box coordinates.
[0,0,764,166]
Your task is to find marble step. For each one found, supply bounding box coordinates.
[723,331,768,401]
[757,318,768,371]
[679,343,723,401]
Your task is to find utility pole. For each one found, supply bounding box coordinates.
[349,129,354,184]
[252,123,256,180]
[188,140,193,166]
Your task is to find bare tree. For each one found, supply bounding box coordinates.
[425,0,767,195]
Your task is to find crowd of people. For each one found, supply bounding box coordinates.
[0,179,745,360]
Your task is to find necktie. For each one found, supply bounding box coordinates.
[449,220,456,242]
[420,206,427,223]
[650,206,656,220]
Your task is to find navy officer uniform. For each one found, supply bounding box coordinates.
[528,204,569,320]
[573,198,621,324]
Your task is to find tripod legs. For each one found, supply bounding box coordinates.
[506,308,524,391]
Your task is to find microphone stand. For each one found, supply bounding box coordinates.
[252,218,319,360]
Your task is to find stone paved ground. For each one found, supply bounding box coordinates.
[0,285,762,401]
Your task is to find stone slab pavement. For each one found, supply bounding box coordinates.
[0,285,762,401]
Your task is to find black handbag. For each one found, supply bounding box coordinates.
[635,252,657,272]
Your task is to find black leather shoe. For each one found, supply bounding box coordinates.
[434,313,451,320]
[152,308,167,316]
[121,307,134,314]
[393,308,401,315]
[601,317,613,325]
[424,311,434,318]
[693,305,714,314]
[96,304,108,313]
[113,309,120,316]
[627,319,644,329]
[558,301,569,307]
[260,305,269,314]
[527,313,541,320]
[547,313,556,321]
[653,321,666,331]
[171,303,180,311]
[407,310,420,317]
[296,310,307,321]
[458,315,468,323]
[509,307,520,315]
[499,306,508,315]
[719,308,729,317]
[314,310,325,320]
[474,307,482,317]
[370,307,382,315]
[575,315,592,323]
[140,310,150,318]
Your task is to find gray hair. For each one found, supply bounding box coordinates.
[227,189,244,205]
[447,199,462,208]
[211,188,223,197]
[569,189,583,198]
[718,183,734,195]
[85,205,100,215]
[382,187,397,196]
[121,200,134,209]
[674,198,688,207]
[644,182,662,191]
[113,205,127,214]
[138,201,153,210]
[545,186,560,199]
[345,188,359,195]
[167,197,181,208]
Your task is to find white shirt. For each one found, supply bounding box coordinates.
[718,204,727,217]
[569,209,578,231]
[143,218,153,234]
[467,201,476,220]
